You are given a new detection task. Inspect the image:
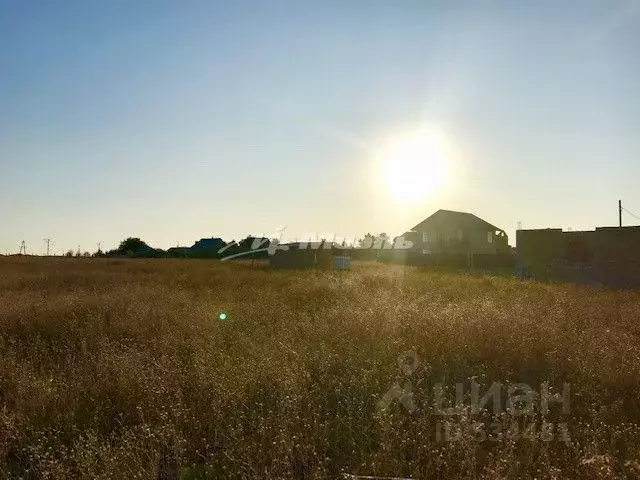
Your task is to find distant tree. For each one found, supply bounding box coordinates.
[150,249,166,258]
[358,233,375,249]
[118,237,148,253]
[107,237,161,257]
[82,251,91,257]
[65,250,74,257]
[374,232,391,249]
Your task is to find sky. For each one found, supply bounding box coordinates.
[1,0,639,254]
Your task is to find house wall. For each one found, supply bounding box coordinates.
[415,225,506,255]
[269,249,334,269]
[516,229,563,279]
[269,250,316,269]
[517,227,640,286]
[383,250,515,269]
[592,227,640,287]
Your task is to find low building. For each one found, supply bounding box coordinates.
[516,226,640,287]
[269,248,333,269]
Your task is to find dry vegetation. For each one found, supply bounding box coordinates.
[0,257,639,479]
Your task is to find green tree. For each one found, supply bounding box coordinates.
[118,238,149,253]
[358,233,375,249]
[374,232,391,249]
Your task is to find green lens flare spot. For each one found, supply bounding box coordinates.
[218,312,228,320]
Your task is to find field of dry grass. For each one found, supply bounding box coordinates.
[0,257,639,479]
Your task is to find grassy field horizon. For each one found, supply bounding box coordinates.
[0,257,639,479]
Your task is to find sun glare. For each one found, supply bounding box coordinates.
[379,128,451,202]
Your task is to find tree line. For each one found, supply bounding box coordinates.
[74,233,395,260]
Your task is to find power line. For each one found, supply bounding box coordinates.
[618,200,640,226]
[43,238,52,256]
[623,206,640,222]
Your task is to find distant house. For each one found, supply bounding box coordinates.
[191,237,226,251]
[407,209,509,255]
[173,237,227,258]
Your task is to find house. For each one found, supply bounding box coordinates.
[408,209,509,255]
[167,237,227,259]
[517,226,640,287]
[191,237,226,251]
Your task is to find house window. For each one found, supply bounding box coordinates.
[487,231,493,243]
[422,232,429,243]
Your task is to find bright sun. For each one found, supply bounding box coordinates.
[379,127,451,202]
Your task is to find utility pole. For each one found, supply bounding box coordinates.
[43,238,51,256]
[19,240,27,255]
[619,200,623,228]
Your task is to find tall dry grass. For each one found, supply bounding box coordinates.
[0,257,639,479]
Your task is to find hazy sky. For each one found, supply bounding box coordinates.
[1,0,639,254]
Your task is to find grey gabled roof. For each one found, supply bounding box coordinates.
[191,237,226,249]
[411,209,504,233]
